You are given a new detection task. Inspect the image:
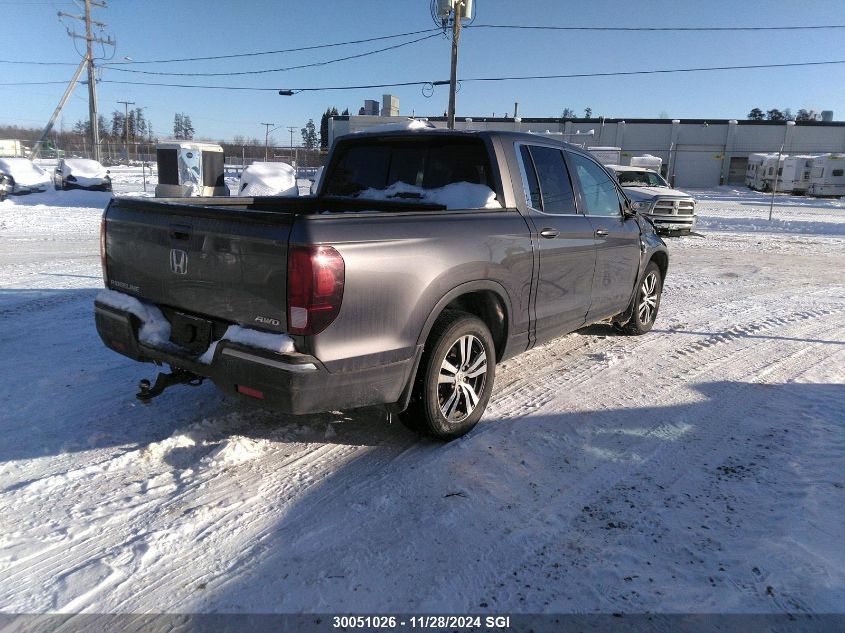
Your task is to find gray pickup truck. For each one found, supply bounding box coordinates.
[95,129,668,439]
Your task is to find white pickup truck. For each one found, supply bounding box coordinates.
[607,165,697,235]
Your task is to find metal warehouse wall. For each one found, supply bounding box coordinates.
[330,116,845,188]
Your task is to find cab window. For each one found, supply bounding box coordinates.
[518,144,576,215]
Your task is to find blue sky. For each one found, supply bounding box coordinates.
[3,0,845,143]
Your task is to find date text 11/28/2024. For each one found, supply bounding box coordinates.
[332,615,512,629]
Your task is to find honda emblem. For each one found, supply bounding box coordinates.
[170,249,188,275]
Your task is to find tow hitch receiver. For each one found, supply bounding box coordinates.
[136,368,204,403]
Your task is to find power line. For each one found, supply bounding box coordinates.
[466,23,845,32]
[104,28,443,65]
[4,23,843,68]
[102,33,441,76]
[0,60,78,66]
[85,58,845,93]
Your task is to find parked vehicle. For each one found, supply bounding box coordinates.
[759,155,786,192]
[807,153,845,197]
[0,174,9,201]
[154,142,229,197]
[95,130,668,440]
[778,155,815,194]
[0,139,25,158]
[745,153,770,190]
[237,162,297,196]
[53,158,112,191]
[608,164,696,235]
[0,157,50,194]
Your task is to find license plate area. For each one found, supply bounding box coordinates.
[169,311,213,353]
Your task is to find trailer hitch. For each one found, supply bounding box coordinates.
[136,368,204,403]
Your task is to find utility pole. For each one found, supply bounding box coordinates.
[117,100,135,164]
[287,126,297,167]
[28,58,87,160]
[58,0,114,162]
[446,1,464,129]
[261,122,275,161]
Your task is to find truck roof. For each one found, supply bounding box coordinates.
[349,127,585,152]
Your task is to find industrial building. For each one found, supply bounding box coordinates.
[329,114,845,188]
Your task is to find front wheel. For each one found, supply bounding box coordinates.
[623,262,663,335]
[400,310,496,440]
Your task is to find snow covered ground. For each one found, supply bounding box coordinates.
[0,179,843,618]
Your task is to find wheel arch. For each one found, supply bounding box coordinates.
[416,280,511,364]
[391,280,512,414]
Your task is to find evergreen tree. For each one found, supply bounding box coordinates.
[173,113,184,139]
[584,107,593,118]
[319,107,339,149]
[747,108,765,120]
[182,114,195,140]
[561,108,575,118]
[111,110,125,138]
[766,109,785,121]
[301,119,318,150]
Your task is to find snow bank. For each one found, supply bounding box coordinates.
[198,325,295,364]
[95,289,172,347]
[237,162,298,197]
[355,181,501,209]
[203,436,269,466]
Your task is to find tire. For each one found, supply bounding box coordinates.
[400,310,496,440]
[623,261,663,335]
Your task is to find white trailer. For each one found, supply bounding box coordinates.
[0,139,24,158]
[588,146,621,166]
[807,153,845,197]
[630,154,663,173]
[778,155,815,194]
[757,154,786,192]
[745,153,770,189]
[154,142,229,197]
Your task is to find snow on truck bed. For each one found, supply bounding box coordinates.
[0,180,843,616]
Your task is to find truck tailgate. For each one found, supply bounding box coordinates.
[103,197,295,332]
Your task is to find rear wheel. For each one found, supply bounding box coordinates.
[400,310,495,440]
[623,261,662,335]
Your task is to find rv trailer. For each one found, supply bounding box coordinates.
[807,153,845,197]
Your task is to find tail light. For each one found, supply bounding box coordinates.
[287,245,344,336]
[99,217,109,287]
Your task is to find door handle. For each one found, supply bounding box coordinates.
[594,228,609,237]
[540,228,560,239]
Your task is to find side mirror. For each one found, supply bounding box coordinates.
[622,198,637,218]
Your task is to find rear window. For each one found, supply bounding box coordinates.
[323,137,494,196]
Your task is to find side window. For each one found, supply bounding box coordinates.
[569,153,623,217]
[833,169,844,177]
[519,146,542,209]
[520,145,577,215]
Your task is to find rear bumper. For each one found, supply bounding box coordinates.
[95,303,417,414]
